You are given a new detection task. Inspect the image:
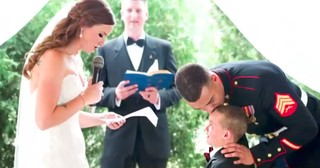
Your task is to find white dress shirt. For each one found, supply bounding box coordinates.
[123,33,145,70]
[210,147,222,159]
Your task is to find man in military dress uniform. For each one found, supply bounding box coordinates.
[175,60,320,168]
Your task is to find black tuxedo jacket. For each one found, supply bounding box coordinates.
[207,148,255,168]
[97,34,181,160]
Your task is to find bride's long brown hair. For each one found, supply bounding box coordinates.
[23,0,115,79]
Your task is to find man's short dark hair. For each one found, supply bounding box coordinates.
[175,63,211,102]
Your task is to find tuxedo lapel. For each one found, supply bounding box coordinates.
[113,35,135,70]
[137,35,159,72]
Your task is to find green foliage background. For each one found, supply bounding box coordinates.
[1,0,319,168]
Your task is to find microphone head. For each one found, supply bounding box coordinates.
[93,55,104,68]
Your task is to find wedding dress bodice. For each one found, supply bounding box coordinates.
[14,74,89,168]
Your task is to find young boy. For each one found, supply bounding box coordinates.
[205,105,254,168]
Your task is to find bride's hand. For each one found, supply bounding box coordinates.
[104,112,126,130]
[82,81,104,105]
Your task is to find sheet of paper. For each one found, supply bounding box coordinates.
[106,107,158,127]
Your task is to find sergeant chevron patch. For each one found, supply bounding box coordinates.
[274,93,297,117]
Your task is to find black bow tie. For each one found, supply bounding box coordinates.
[127,37,145,47]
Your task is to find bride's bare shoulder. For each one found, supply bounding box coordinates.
[42,49,64,60]
[39,49,66,68]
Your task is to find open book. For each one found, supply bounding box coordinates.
[124,70,174,91]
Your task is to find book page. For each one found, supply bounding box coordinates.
[148,70,172,76]
[125,70,172,76]
[125,70,147,75]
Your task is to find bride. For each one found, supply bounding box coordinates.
[14,0,125,167]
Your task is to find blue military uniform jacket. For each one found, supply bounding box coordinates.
[211,61,320,167]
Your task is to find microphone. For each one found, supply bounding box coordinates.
[89,55,104,112]
[92,55,104,84]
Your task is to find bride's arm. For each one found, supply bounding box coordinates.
[76,54,125,129]
[79,111,125,129]
[35,51,102,130]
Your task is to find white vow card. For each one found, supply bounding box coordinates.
[106,107,158,127]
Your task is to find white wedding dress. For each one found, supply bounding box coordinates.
[14,74,89,168]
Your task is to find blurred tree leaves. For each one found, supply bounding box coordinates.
[1,0,318,168]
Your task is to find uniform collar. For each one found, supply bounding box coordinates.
[212,68,233,99]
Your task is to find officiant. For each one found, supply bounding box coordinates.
[96,0,181,168]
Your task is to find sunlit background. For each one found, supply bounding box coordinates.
[1,0,319,167]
